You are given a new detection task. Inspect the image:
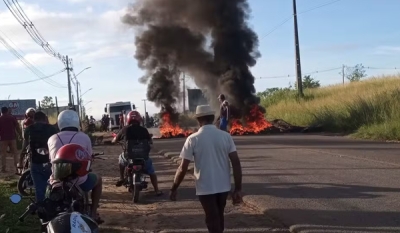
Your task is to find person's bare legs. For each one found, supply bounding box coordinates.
[0,141,7,172]
[90,174,102,220]
[9,140,19,173]
[149,173,161,194]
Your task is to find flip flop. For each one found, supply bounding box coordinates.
[155,190,164,197]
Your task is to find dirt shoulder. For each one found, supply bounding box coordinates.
[96,144,288,232]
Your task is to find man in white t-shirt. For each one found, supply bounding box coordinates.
[169,105,243,233]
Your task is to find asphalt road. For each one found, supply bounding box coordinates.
[152,133,400,233]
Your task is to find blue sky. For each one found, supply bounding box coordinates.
[0,0,399,118]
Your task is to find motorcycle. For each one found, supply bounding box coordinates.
[9,193,99,233]
[17,147,35,196]
[112,133,151,203]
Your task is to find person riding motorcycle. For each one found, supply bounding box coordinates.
[47,110,103,223]
[22,108,36,131]
[19,111,58,201]
[112,110,163,196]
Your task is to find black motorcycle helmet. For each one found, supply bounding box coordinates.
[47,212,99,233]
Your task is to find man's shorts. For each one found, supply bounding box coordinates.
[79,173,98,192]
[220,117,228,131]
[118,153,155,175]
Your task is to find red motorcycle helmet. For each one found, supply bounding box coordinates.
[126,110,142,125]
[52,144,92,180]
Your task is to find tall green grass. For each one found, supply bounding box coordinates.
[262,75,400,140]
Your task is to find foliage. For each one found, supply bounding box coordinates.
[260,75,400,140]
[346,63,367,82]
[302,75,320,89]
[40,96,55,108]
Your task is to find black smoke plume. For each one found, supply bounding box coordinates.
[122,0,263,120]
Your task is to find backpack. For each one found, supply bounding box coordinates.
[29,124,53,163]
[125,139,150,160]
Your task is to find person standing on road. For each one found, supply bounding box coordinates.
[119,111,125,129]
[170,105,243,233]
[20,111,58,201]
[217,94,229,132]
[0,106,22,173]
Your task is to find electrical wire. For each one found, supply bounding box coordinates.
[260,0,342,40]
[0,68,66,86]
[258,65,399,79]
[3,0,66,64]
[0,29,66,87]
[0,34,67,88]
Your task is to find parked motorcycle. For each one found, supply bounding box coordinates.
[17,147,35,196]
[9,193,99,233]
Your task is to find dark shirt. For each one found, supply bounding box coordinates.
[24,122,59,164]
[115,125,151,142]
[0,114,19,141]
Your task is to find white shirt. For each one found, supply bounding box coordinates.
[180,124,237,195]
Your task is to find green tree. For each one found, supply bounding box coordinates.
[346,64,367,82]
[41,96,55,108]
[302,75,320,89]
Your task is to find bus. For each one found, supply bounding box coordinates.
[104,101,136,130]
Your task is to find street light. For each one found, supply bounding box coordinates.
[80,88,93,98]
[84,101,93,107]
[73,67,91,119]
[74,67,91,78]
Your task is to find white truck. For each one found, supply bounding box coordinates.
[104,101,136,130]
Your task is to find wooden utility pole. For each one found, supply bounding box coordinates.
[293,0,303,97]
[66,55,72,105]
[182,72,186,113]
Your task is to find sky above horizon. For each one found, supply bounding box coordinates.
[1,0,399,118]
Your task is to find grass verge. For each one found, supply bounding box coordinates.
[0,179,40,233]
[262,75,400,140]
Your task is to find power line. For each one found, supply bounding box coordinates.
[260,0,342,40]
[0,68,66,86]
[0,34,67,88]
[258,65,399,79]
[3,0,66,64]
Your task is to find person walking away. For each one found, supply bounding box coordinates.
[217,94,229,132]
[47,110,103,223]
[0,106,22,173]
[20,111,58,201]
[112,110,163,196]
[169,105,242,233]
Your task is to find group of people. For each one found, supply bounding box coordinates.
[0,92,241,233]
[100,114,110,131]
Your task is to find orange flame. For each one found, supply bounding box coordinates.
[229,105,271,135]
[160,112,192,138]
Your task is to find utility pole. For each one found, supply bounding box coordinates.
[293,0,303,97]
[142,99,147,127]
[66,55,72,105]
[182,72,186,113]
[342,64,345,85]
[76,81,80,117]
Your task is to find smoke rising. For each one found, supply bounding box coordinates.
[122,0,262,118]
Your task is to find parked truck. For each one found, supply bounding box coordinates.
[104,101,136,130]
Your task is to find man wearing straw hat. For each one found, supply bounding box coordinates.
[169,105,243,233]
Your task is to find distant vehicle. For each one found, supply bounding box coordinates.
[104,101,136,130]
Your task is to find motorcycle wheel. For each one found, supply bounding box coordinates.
[17,169,35,196]
[132,174,141,203]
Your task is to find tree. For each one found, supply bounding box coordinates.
[346,63,367,82]
[41,96,55,108]
[302,75,320,89]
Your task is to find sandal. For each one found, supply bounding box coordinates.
[115,179,125,187]
[155,190,164,197]
[93,214,104,225]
